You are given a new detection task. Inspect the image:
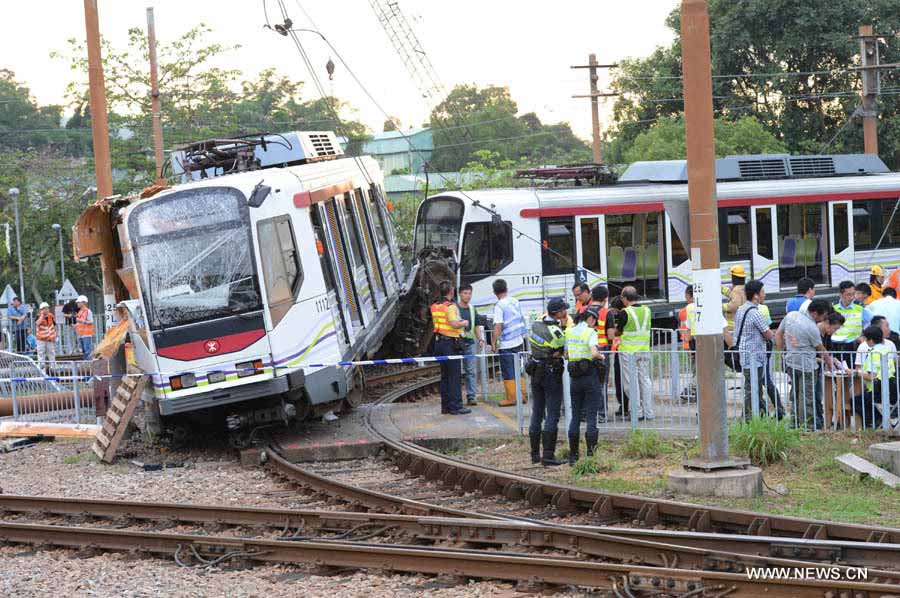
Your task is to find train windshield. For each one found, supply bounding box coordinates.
[129,186,262,330]
[414,197,464,253]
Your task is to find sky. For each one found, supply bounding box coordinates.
[1,0,680,141]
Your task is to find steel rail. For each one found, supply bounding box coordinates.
[364,365,440,387]
[362,378,900,545]
[1,521,897,596]
[4,494,896,574]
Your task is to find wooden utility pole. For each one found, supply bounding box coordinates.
[679,0,740,469]
[859,25,880,156]
[571,55,618,164]
[146,7,165,184]
[84,0,113,201]
[83,0,126,393]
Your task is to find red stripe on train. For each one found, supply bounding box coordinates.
[519,189,900,218]
[157,329,267,361]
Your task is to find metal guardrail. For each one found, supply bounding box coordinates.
[0,352,97,424]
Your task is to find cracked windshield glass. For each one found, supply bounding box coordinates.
[130,187,261,329]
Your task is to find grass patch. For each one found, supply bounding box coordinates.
[570,455,616,478]
[729,416,801,466]
[621,429,663,459]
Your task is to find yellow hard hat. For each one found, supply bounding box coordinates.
[729,265,747,278]
[871,265,885,276]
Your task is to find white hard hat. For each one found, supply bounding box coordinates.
[76,295,89,303]
[39,302,49,310]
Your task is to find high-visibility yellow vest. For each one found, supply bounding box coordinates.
[759,303,771,325]
[863,343,896,391]
[431,301,460,338]
[831,302,863,343]
[565,323,595,361]
[620,305,651,353]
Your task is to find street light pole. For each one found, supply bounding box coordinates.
[8,188,25,303]
[52,223,66,284]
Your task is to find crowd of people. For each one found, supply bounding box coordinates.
[2,295,96,366]
[430,278,656,467]
[694,265,900,430]
[430,266,900,467]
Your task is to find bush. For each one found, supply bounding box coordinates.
[621,429,662,459]
[729,416,801,466]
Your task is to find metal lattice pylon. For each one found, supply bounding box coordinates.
[368,0,446,110]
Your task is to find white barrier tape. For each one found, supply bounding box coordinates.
[0,352,528,384]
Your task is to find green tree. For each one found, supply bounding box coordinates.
[622,115,788,164]
[430,84,591,170]
[607,0,900,167]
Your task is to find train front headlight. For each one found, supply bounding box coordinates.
[169,373,197,390]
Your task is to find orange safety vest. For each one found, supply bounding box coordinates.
[678,306,689,349]
[36,313,57,342]
[595,304,609,348]
[430,301,460,338]
[887,269,900,290]
[75,306,95,338]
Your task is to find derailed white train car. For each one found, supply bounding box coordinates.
[413,153,900,323]
[119,132,405,437]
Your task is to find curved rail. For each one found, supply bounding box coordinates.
[361,377,900,546]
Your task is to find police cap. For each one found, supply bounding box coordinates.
[547,297,569,314]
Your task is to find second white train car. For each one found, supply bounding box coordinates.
[413,153,900,323]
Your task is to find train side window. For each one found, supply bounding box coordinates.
[880,200,900,248]
[460,221,513,281]
[580,217,602,272]
[853,202,872,250]
[833,204,850,254]
[718,207,751,260]
[257,215,303,327]
[341,193,366,268]
[541,217,575,275]
[670,223,688,267]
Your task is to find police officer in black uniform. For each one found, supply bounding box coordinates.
[526,298,569,466]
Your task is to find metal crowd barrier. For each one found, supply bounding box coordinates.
[469,339,898,435]
[0,317,106,357]
[0,352,97,424]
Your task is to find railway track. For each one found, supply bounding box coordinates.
[357,377,900,545]
[3,369,899,595]
[1,495,899,596]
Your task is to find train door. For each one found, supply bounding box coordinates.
[828,201,855,285]
[318,199,364,343]
[336,192,376,325]
[540,216,576,306]
[665,214,691,302]
[750,205,780,293]
[310,205,352,352]
[349,188,387,310]
[574,216,607,288]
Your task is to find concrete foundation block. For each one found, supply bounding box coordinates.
[667,466,763,498]
[868,441,900,476]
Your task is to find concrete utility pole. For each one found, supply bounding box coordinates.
[8,188,25,303]
[146,7,165,184]
[667,1,761,502]
[571,55,618,164]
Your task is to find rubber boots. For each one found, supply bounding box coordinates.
[541,430,564,466]
[529,431,541,464]
[586,431,599,458]
[499,380,516,406]
[568,434,580,465]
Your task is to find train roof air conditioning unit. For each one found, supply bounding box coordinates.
[169,131,345,182]
[619,153,888,184]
